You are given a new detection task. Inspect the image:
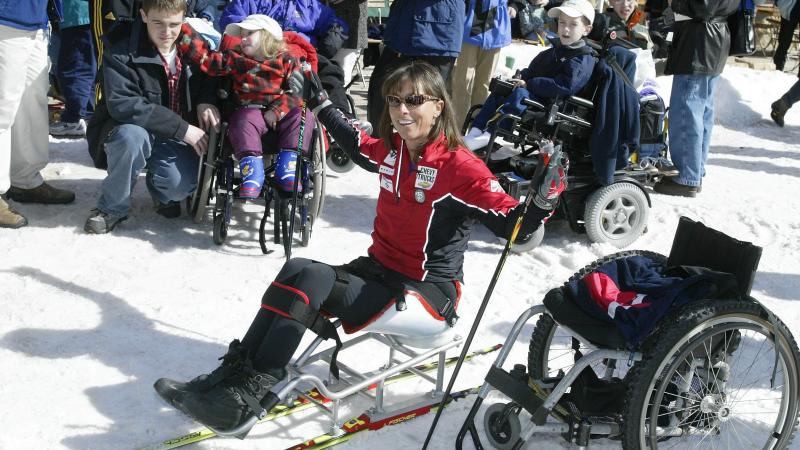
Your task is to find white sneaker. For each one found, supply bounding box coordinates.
[465,127,482,138]
[463,130,491,152]
[50,119,87,137]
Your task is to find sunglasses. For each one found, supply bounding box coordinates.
[385,94,440,109]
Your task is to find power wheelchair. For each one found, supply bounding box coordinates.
[457,216,800,449]
[464,48,669,250]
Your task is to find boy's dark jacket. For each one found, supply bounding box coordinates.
[86,21,217,169]
[590,46,640,185]
[519,41,596,99]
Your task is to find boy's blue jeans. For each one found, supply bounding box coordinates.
[668,74,719,187]
[471,87,538,132]
[97,124,199,216]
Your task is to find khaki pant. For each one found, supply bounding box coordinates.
[451,43,501,128]
[0,25,50,194]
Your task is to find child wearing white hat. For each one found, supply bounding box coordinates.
[177,14,311,198]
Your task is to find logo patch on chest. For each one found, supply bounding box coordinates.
[380,175,393,192]
[383,150,397,166]
[379,165,394,176]
[414,166,438,190]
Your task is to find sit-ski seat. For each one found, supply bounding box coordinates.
[357,290,460,349]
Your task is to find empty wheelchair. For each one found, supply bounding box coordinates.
[464,51,669,250]
[189,105,327,255]
[457,216,800,449]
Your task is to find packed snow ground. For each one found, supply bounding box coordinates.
[2,64,800,450]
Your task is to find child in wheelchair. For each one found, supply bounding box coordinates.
[177,14,310,199]
[463,0,597,152]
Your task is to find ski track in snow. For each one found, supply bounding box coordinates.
[1,65,799,449]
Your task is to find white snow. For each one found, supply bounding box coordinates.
[2,64,799,450]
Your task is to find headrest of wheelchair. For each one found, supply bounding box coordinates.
[667,216,763,296]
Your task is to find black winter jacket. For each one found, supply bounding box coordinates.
[86,22,218,168]
[665,0,739,75]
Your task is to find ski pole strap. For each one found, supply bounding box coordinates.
[262,282,343,379]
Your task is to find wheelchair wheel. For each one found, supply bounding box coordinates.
[190,129,219,224]
[621,299,800,450]
[326,146,355,173]
[212,212,227,245]
[584,182,649,248]
[528,251,667,381]
[510,224,545,254]
[308,126,326,221]
[483,403,522,450]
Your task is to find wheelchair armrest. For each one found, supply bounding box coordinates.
[555,111,592,128]
[567,95,593,109]
[521,98,546,111]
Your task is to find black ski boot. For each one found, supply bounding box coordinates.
[172,360,286,430]
[154,339,248,407]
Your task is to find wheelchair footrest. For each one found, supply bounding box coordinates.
[485,366,544,418]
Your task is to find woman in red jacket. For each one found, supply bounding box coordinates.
[154,61,568,431]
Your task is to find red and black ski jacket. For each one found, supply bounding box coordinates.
[317,106,550,283]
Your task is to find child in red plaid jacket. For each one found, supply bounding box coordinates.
[177,14,311,198]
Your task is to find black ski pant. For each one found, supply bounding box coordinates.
[774,1,800,75]
[366,48,456,135]
[241,258,395,372]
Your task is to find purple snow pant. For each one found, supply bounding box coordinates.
[227,107,315,159]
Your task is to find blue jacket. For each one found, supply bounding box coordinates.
[219,0,347,47]
[61,0,89,29]
[519,41,596,100]
[384,0,465,57]
[0,0,61,31]
[589,46,640,185]
[564,255,717,346]
[462,0,511,50]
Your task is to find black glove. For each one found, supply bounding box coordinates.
[303,68,332,114]
[263,109,278,129]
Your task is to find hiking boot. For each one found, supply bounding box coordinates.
[154,340,249,407]
[173,361,285,430]
[84,209,127,234]
[771,98,789,127]
[49,119,87,137]
[6,182,75,204]
[0,197,27,228]
[155,200,182,218]
[653,177,698,198]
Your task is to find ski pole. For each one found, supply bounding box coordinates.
[285,102,308,260]
[421,140,558,449]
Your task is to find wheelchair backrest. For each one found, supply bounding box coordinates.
[667,216,762,296]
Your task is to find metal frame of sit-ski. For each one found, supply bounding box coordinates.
[209,319,464,439]
[458,305,643,449]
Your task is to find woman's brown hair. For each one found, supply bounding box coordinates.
[378,61,466,151]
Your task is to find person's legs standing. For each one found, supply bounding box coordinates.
[471,47,501,114]
[451,42,480,127]
[699,75,719,182]
[783,78,800,107]
[774,3,800,71]
[662,75,704,189]
[0,25,34,197]
[8,28,49,191]
[52,24,96,135]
